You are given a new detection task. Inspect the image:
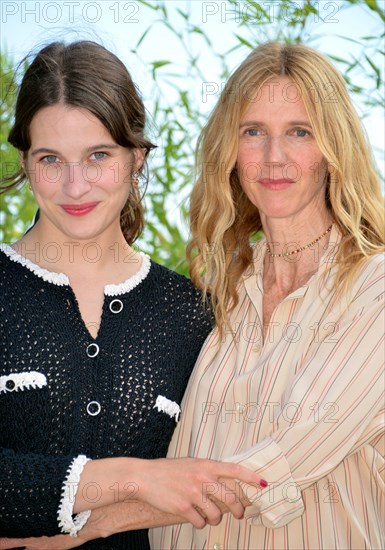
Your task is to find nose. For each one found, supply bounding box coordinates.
[264,135,287,164]
[61,162,92,199]
[263,135,287,179]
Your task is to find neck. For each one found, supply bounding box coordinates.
[14,222,135,278]
[261,213,334,292]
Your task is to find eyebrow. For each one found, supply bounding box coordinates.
[31,143,120,156]
[239,120,312,128]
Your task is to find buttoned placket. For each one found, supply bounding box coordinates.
[85,297,124,418]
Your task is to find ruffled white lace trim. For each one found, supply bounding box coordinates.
[0,244,69,285]
[0,371,47,394]
[57,455,92,537]
[153,395,181,422]
[105,252,151,296]
[0,244,151,294]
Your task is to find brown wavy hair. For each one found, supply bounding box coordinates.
[187,42,385,333]
[2,40,156,245]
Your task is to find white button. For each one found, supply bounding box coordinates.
[253,345,261,353]
[213,544,223,550]
[109,299,123,313]
[87,401,101,416]
[86,343,99,358]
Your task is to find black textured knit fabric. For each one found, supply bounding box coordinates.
[0,247,213,548]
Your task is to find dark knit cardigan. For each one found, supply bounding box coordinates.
[0,245,213,549]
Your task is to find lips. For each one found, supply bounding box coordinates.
[258,178,295,190]
[61,202,99,216]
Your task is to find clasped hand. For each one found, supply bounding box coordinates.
[132,457,258,527]
[0,457,264,549]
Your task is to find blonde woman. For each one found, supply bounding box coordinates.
[152,42,385,549]
[4,42,384,550]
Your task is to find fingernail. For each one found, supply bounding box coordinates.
[260,479,268,488]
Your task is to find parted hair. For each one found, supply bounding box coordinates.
[187,42,385,333]
[2,40,156,244]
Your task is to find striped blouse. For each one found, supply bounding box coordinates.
[151,228,385,550]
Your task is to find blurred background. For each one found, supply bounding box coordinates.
[1,0,384,275]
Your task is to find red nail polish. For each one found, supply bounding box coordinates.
[260,479,268,488]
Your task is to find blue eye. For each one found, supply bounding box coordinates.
[245,128,262,137]
[91,152,107,160]
[294,129,309,137]
[42,155,58,164]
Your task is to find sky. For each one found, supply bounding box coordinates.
[1,0,384,177]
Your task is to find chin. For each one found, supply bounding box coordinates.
[57,224,102,242]
[260,208,294,220]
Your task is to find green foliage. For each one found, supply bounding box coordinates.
[0,52,37,242]
[1,0,384,276]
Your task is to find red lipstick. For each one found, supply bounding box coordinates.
[258,178,294,190]
[61,202,99,216]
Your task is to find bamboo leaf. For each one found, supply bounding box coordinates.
[365,0,385,22]
[135,26,151,49]
[151,60,171,79]
[234,34,254,49]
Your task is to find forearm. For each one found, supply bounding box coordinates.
[82,502,186,535]
[73,457,136,513]
[0,504,186,550]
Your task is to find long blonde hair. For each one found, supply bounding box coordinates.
[187,42,384,333]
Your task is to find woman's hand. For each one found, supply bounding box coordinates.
[75,456,264,527]
[129,457,264,528]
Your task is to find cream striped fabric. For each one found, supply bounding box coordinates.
[151,228,384,550]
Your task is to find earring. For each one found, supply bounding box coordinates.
[132,172,139,185]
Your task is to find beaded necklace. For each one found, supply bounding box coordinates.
[265,224,333,258]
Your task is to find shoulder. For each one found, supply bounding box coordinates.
[356,253,385,289]
[348,253,385,308]
[365,252,385,272]
[148,261,202,296]
[0,244,20,278]
[0,243,68,286]
[0,244,12,264]
[147,261,213,323]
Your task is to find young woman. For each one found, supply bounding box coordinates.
[0,41,264,550]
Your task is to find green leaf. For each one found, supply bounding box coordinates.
[365,0,385,22]
[327,55,350,65]
[135,0,159,11]
[176,8,189,20]
[234,34,254,49]
[364,54,382,88]
[135,26,151,49]
[151,60,171,79]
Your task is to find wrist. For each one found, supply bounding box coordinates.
[111,457,141,503]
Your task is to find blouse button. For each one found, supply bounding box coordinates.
[86,343,100,358]
[5,379,15,391]
[213,544,223,550]
[109,299,123,314]
[86,401,101,416]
